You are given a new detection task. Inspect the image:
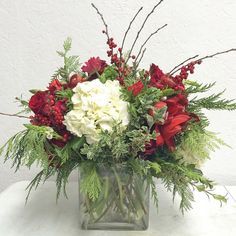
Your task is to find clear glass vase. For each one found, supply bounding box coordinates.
[79,163,150,230]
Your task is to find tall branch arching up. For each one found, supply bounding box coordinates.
[124,0,164,66]
[134,23,168,67]
[120,7,143,55]
[91,3,110,41]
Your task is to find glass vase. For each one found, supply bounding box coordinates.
[79,163,150,230]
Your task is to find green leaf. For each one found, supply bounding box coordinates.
[63,37,72,53]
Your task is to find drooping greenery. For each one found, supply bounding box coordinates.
[174,124,230,167]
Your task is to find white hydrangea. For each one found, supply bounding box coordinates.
[63,79,129,144]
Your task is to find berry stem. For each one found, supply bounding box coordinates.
[91,3,110,41]
[170,48,236,75]
[169,55,199,75]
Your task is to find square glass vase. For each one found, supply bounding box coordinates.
[79,164,150,230]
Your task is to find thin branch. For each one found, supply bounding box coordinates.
[169,55,199,75]
[135,48,147,70]
[120,7,143,53]
[170,48,236,75]
[125,0,164,65]
[0,112,30,119]
[91,3,110,40]
[198,48,236,61]
[134,24,168,64]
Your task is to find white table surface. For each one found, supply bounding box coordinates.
[0,181,235,236]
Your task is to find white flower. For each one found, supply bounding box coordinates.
[64,79,129,144]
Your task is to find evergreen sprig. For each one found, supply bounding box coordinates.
[52,37,81,81]
[189,90,236,111]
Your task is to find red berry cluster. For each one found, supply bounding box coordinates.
[174,60,202,81]
[28,79,73,148]
[103,31,136,83]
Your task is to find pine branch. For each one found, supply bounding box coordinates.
[184,81,216,94]
[189,90,236,111]
[125,0,164,66]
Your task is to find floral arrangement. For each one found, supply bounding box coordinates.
[1,1,236,224]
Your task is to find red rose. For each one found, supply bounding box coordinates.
[128,80,144,96]
[29,91,48,114]
[48,79,62,93]
[82,57,107,80]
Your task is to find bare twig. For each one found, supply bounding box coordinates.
[0,112,30,119]
[135,48,147,70]
[125,0,164,65]
[134,24,168,65]
[198,48,236,61]
[91,3,110,40]
[170,48,236,75]
[169,55,199,75]
[120,7,143,54]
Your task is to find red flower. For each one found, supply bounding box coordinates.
[48,79,62,93]
[29,91,49,114]
[68,74,85,89]
[82,57,107,80]
[165,94,188,115]
[155,114,191,151]
[128,81,144,96]
[153,94,191,151]
[149,63,185,91]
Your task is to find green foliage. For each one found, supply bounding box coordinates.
[125,86,162,129]
[185,80,216,94]
[80,161,102,201]
[156,160,227,213]
[15,96,31,114]
[0,128,50,170]
[55,88,74,110]
[174,124,229,166]
[81,125,155,162]
[99,65,118,83]
[52,37,81,82]
[189,90,236,111]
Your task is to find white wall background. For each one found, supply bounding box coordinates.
[0,0,236,192]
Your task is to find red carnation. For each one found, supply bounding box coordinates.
[82,57,107,80]
[29,91,49,114]
[128,80,144,96]
[48,79,62,93]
